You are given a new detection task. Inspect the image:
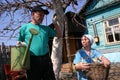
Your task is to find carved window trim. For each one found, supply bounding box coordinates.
[103,17,120,44]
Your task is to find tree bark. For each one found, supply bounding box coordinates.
[51,0,65,80]
[51,0,72,80]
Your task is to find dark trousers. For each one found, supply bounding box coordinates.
[26,53,56,80]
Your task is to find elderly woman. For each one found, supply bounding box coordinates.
[73,34,110,80]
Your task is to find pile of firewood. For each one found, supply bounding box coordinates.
[60,63,77,80]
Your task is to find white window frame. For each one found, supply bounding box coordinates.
[103,17,120,44]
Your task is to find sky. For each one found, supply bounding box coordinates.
[42,0,86,25]
[0,0,86,46]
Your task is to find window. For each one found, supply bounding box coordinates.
[104,17,120,44]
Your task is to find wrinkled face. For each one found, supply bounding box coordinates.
[32,11,45,24]
[81,36,91,47]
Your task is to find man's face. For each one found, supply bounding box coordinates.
[32,11,45,24]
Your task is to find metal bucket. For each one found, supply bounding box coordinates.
[11,46,30,71]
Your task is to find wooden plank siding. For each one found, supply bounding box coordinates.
[82,0,120,55]
[59,0,120,79]
[63,36,77,63]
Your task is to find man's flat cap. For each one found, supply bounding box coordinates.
[31,5,49,15]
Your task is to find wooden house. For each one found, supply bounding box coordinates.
[60,0,120,79]
[78,0,120,62]
[49,12,86,63]
[77,0,120,79]
[50,0,120,63]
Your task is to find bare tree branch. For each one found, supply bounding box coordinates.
[0,0,82,43]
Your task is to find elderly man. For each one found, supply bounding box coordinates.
[17,5,61,80]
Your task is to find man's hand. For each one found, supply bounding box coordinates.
[53,23,62,38]
[16,41,26,46]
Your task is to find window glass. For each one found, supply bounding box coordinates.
[108,18,119,26]
[113,26,120,41]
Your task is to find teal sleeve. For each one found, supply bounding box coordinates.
[48,26,56,37]
[17,26,26,41]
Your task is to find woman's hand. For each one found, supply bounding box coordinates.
[75,62,91,71]
[101,56,110,68]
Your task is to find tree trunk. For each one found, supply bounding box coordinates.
[51,0,72,80]
[51,0,65,80]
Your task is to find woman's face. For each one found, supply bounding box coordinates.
[32,11,45,24]
[81,36,91,47]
